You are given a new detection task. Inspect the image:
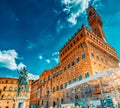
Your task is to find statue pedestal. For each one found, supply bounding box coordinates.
[14,96,27,108]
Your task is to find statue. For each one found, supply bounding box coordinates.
[17,67,28,96]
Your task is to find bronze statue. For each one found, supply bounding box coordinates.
[17,67,28,96]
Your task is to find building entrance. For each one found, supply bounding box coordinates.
[18,102,24,108]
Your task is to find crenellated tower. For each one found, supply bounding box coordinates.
[88,6,106,42]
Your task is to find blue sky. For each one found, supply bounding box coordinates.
[0,0,120,79]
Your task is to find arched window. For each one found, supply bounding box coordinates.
[44,78,46,82]
[1,95,4,99]
[3,87,6,91]
[14,87,17,91]
[6,80,8,84]
[79,75,82,81]
[7,95,10,100]
[61,98,64,104]
[9,87,12,91]
[13,95,16,99]
[48,75,50,81]
[82,53,86,59]
[85,72,90,78]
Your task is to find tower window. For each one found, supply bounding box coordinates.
[76,57,80,63]
[73,78,76,83]
[40,80,42,84]
[79,75,82,81]
[60,69,62,74]
[82,53,86,59]
[96,55,99,60]
[64,67,66,71]
[64,82,67,88]
[85,72,89,78]
[56,86,59,91]
[71,61,75,66]
[91,53,94,57]
[48,76,50,81]
[60,84,63,89]
[68,64,70,69]
[44,78,46,82]
[56,72,58,76]
[69,80,72,85]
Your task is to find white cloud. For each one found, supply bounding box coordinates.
[62,0,71,5]
[61,0,102,26]
[57,19,64,33]
[51,52,60,63]
[119,63,120,67]
[45,59,51,63]
[17,62,26,70]
[38,55,43,60]
[0,50,18,70]
[28,73,39,80]
[54,58,59,63]
[52,52,59,56]
[0,49,27,71]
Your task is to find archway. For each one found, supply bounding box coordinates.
[18,102,24,108]
[15,98,26,108]
[53,101,56,107]
[46,101,49,107]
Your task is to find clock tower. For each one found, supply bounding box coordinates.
[88,6,106,41]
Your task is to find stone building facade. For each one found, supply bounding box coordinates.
[37,70,53,107]
[30,79,39,108]
[36,6,119,107]
[0,77,32,108]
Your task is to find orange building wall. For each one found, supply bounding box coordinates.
[30,79,39,107]
[36,6,119,107]
[0,78,32,108]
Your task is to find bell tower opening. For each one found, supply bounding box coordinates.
[87,6,106,42]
